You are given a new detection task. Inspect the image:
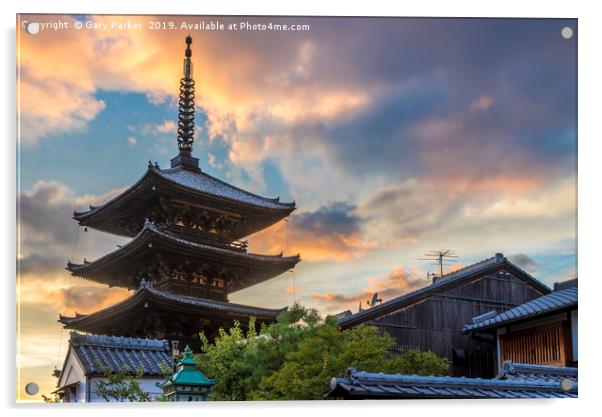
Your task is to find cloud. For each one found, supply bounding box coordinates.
[311,266,429,313]
[19,275,130,316]
[18,180,133,317]
[127,136,137,145]
[357,175,576,254]
[155,120,177,134]
[18,16,576,215]
[18,180,125,261]
[249,202,375,261]
[470,95,493,111]
[507,253,540,274]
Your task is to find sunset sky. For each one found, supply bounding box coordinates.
[17,15,577,400]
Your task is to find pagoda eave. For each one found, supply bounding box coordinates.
[67,221,301,293]
[58,285,286,342]
[73,165,295,240]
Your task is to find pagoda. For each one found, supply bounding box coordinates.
[59,36,300,348]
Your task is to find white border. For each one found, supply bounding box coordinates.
[3,1,601,416]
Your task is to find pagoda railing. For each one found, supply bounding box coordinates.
[161,223,248,252]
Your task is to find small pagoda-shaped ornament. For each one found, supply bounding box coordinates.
[59,36,300,348]
[161,345,215,401]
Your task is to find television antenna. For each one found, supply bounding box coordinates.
[366,292,382,307]
[419,249,458,277]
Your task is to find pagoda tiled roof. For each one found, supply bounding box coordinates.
[59,280,287,329]
[67,220,300,291]
[73,163,295,221]
[337,253,550,329]
[155,166,294,210]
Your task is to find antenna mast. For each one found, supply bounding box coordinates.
[419,249,458,278]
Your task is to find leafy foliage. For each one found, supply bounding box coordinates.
[196,305,322,400]
[250,317,406,400]
[195,303,449,401]
[93,363,152,402]
[41,393,60,403]
[397,349,449,376]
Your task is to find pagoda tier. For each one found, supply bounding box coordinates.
[73,162,296,241]
[58,281,285,350]
[67,220,300,300]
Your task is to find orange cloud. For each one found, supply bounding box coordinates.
[19,272,130,316]
[470,95,493,111]
[285,286,301,294]
[18,15,371,146]
[248,203,376,262]
[311,266,429,313]
[248,221,374,262]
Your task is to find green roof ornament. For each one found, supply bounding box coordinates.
[161,345,215,401]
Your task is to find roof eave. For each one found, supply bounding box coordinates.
[463,302,578,334]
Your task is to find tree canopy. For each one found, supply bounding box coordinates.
[196,304,449,400]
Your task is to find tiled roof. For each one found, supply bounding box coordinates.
[155,166,295,210]
[497,361,578,384]
[464,287,577,333]
[327,367,577,399]
[69,220,299,270]
[74,164,294,223]
[66,220,300,291]
[69,332,171,377]
[59,281,286,328]
[338,253,550,328]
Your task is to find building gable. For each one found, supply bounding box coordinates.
[338,253,549,329]
[336,254,551,378]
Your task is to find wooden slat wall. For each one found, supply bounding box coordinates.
[368,268,547,378]
[499,322,567,366]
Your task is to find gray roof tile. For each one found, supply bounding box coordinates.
[327,365,578,399]
[497,361,578,383]
[155,166,294,210]
[69,332,171,377]
[464,287,577,332]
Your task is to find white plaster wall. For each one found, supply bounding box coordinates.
[88,377,165,402]
[57,349,87,402]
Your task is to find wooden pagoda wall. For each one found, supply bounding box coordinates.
[368,268,545,378]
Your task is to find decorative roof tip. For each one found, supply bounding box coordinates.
[185,35,192,59]
[139,278,152,289]
[174,35,196,162]
[495,252,505,262]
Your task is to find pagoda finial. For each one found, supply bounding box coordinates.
[177,35,195,155]
[184,345,193,357]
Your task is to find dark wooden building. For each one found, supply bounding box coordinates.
[463,278,577,371]
[337,253,550,378]
[58,36,300,349]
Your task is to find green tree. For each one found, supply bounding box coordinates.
[249,317,408,400]
[93,363,152,402]
[196,304,322,400]
[397,349,449,376]
[194,304,449,401]
[41,393,60,403]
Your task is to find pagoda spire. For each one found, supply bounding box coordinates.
[171,35,200,171]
